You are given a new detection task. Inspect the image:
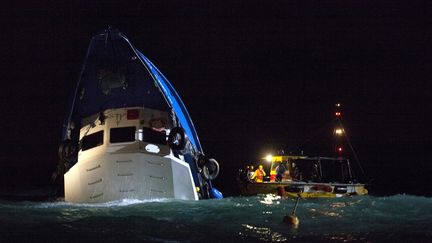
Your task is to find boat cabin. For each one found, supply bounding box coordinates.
[266,155,355,184]
[64,106,201,202]
[78,106,172,159]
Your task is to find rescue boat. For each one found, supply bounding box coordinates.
[53,27,222,203]
[238,155,368,198]
[237,103,368,198]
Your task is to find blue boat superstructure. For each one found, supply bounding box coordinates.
[57,27,221,202]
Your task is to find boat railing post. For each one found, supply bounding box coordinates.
[347,159,353,182]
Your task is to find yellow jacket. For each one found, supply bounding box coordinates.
[251,169,266,182]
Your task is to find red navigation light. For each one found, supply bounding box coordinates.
[337,147,343,152]
[335,112,341,116]
[127,109,139,120]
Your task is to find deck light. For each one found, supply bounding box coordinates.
[335,128,343,135]
[265,154,273,162]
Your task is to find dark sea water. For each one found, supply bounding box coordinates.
[0,195,431,242]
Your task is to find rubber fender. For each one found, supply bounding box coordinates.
[202,158,220,180]
[210,187,223,199]
[58,139,78,163]
[167,127,186,150]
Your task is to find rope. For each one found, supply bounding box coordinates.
[337,119,367,179]
[291,196,301,215]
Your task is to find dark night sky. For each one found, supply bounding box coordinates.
[0,1,431,197]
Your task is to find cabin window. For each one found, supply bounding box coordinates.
[137,127,167,145]
[110,127,136,143]
[81,130,104,151]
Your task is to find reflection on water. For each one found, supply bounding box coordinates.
[259,194,281,205]
[240,224,287,242]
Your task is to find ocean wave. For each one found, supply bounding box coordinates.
[0,195,431,242]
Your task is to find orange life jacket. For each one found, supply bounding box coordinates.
[254,169,265,182]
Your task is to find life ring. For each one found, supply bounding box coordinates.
[149,118,166,132]
[58,139,78,163]
[167,127,186,150]
[202,158,220,181]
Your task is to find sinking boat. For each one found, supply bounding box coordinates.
[53,27,222,203]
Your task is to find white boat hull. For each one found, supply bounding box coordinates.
[65,152,198,203]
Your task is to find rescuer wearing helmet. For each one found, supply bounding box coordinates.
[251,165,266,183]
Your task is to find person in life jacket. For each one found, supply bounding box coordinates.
[251,165,267,183]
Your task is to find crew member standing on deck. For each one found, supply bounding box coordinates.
[251,165,267,183]
[248,165,255,181]
[276,162,287,182]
